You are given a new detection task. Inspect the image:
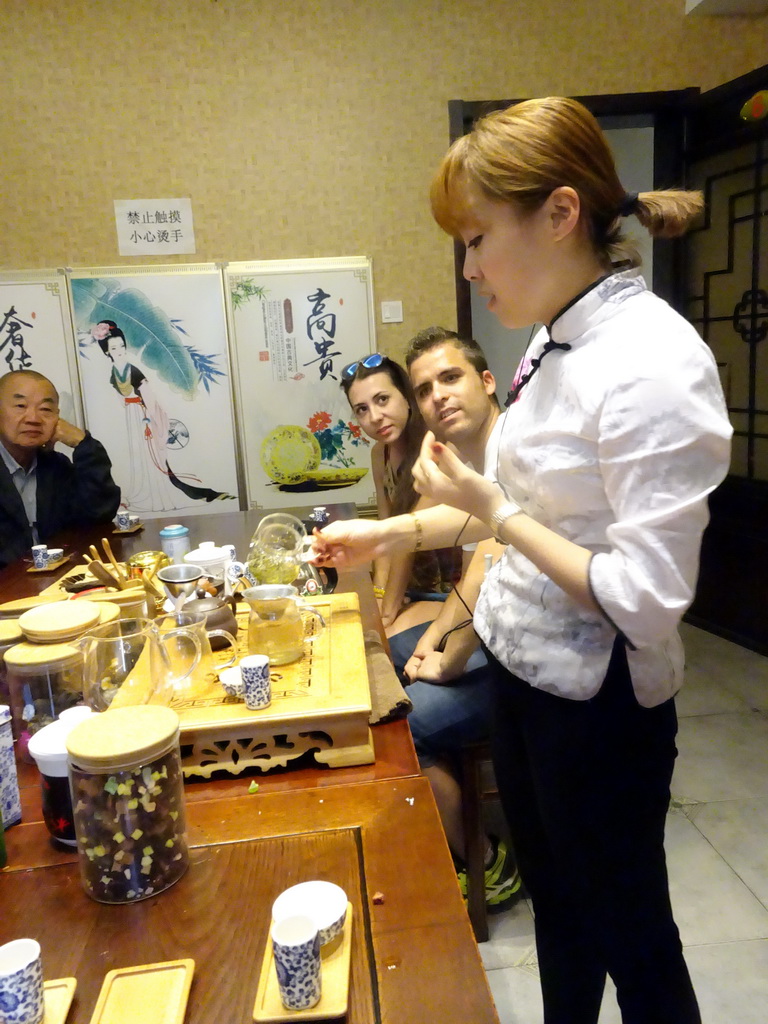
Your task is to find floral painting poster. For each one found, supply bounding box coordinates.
[0,271,81,427]
[226,257,376,511]
[70,266,241,518]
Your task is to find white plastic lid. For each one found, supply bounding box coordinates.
[27,720,71,775]
[160,524,189,536]
[58,706,96,726]
[28,708,95,776]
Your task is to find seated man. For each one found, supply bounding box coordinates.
[0,370,121,569]
[388,326,520,912]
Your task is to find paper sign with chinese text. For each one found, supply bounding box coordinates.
[114,199,196,256]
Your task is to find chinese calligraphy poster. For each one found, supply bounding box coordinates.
[0,271,82,427]
[69,265,242,518]
[226,257,376,510]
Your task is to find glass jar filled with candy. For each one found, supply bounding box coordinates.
[65,705,188,903]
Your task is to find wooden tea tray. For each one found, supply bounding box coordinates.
[170,593,373,777]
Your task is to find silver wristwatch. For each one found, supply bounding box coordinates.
[489,500,523,541]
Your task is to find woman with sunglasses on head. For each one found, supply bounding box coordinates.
[341,353,460,631]
[315,97,732,1023]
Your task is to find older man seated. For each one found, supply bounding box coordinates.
[0,369,121,569]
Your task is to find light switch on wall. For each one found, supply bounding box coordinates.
[381,301,403,323]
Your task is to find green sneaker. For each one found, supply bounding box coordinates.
[456,837,522,911]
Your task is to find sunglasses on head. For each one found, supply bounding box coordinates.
[341,352,386,380]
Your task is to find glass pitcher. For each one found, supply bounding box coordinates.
[78,617,202,712]
[154,609,237,700]
[243,585,326,666]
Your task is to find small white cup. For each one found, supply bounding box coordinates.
[128,514,141,528]
[271,915,321,1011]
[46,548,64,564]
[241,655,271,710]
[30,545,48,569]
[0,938,45,1024]
[219,666,244,699]
[115,511,131,530]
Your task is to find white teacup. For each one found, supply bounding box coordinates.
[30,545,48,569]
[0,938,45,1024]
[219,666,244,698]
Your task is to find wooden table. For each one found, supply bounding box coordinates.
[0,507,499,1022]
[1,777,498,1024]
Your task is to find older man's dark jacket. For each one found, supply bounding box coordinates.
[0,434,121,569]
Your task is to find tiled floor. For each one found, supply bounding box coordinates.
[481,623,768,1023]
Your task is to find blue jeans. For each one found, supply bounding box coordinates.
[387,623,493,768]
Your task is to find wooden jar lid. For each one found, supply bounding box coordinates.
[97,603,121,626]
[19,600,101,643]
[4,641,82,671]
[0,619,23,645]
[66,705,180,771]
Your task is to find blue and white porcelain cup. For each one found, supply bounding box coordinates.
[241,655,271,710]
[115,511,131,530]
[271,915,321,1011]
[0,938,45,1024]
[30,546,48,570]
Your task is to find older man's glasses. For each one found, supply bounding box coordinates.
[340,353,385,380]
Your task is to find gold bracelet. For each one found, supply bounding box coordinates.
[410,512,423,551]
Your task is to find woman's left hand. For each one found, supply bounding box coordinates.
[412,431,500,519]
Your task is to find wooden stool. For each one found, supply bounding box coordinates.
[460,740,498,943]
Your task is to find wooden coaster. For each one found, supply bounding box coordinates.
[88,960,194,1024]
[253,905,352,1022]
[112,524,144,535]
[43,977,77,1024]
[26,553,73,574]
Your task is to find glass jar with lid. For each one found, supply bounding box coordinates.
[4,641,84,738]
[0,619,23,710]
[66,705,188,903]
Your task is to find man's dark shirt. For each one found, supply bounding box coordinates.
[0,434,121,569]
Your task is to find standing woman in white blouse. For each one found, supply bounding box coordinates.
[311,97,732,1023]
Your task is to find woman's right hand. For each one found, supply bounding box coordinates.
[308,519,389,568]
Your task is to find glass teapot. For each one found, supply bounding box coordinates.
[246,513,306,586]
[246,512,338,596]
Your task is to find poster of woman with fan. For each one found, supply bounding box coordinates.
[71,267,241,517]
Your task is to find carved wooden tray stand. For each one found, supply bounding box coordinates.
[172,592,374,777]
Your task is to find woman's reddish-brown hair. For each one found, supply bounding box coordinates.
[430,96,703,267]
